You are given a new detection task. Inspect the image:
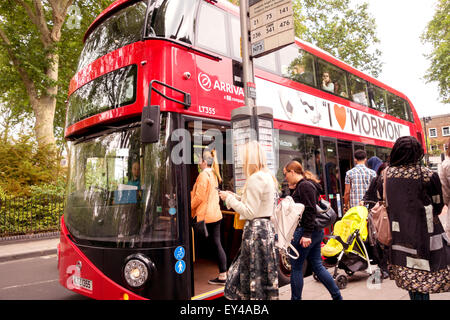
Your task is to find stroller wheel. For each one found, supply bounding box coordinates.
[335,274,348,289]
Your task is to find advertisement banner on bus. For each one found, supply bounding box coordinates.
[255,78,411,143]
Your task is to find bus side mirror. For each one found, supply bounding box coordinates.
[141,105,160,144]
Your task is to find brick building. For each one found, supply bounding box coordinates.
[421,113,450,156]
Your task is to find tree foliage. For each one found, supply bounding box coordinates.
[0,133,66,196]
[421,0,450,104]
[0,0,114,150]
[228,0,382,77]
[293,0,382,77]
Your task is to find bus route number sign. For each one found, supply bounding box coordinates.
[249,0,294,58]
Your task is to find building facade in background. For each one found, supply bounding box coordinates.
[421,113,450,156]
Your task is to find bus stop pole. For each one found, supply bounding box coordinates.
[240,0,256,110]
[239,0,259,143]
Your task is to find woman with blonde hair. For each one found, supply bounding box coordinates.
[284,160,343,300]
[191,150,227,285]
[219,140,278,300]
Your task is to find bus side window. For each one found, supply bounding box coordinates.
[369,84,387,113]
[349,74,369,106]
[197,2,228,56]
[405,102,414,122]
[230,16,241,60]
[387,92,408,121]
[279,45,316,87]
[317,59,348,98]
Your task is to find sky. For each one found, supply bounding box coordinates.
[353,0,449,118]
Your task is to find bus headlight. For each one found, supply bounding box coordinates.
[123,254,154,288]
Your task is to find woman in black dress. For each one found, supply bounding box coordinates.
[382,136,449,300]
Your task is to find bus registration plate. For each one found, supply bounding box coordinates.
[73,276,93,291]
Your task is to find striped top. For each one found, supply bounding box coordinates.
[345,164,376,208]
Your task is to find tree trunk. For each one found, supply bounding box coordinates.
[31,50,59,150]
[32,96,56,149]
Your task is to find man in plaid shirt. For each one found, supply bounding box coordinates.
[343,150,376,212]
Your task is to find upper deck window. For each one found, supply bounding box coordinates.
[146,0,197,44]
[78,2,147,72]
[197,2,228,56]
[387,92,408,121]
[405,103,414,122]
[368,84,387,113]
[77,0,199,72]
[279,45,316,87]
[317,59,348,98]
[349,74,369,106]
[230,16,241,60]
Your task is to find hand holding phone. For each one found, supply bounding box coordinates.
[218,190,230,201]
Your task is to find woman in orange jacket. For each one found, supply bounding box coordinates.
[191,150,227,285]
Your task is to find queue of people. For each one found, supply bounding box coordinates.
[190,136,450,300]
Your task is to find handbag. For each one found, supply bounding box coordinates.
[370,167,392,246]
[272,195,305,259]
[233,212,245,230]
[192,217,209,238]
[315,198,337,229]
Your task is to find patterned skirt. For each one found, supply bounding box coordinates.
[224,218,279,300]
[389,264,450,294]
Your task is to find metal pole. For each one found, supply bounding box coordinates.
[423,117,429,166]
[239,0,255,108]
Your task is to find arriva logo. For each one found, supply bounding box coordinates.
[198,72,212,92]
[198,72,245,96]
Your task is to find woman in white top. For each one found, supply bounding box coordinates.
[322,72,334,93]
[219,141,278,300]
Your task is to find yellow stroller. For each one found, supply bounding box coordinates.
[320,205,375,289]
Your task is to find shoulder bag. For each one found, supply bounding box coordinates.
[370,167,392,246]
[306,180,337,229]
[315,198,337,229]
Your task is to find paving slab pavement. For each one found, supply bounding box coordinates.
[279,269,450,300]
[0,237,59,263]
[0,233,449,300]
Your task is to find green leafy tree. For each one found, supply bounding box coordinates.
[421,0,450,104]
[229,0,382,77]
[0,133,66,196]
[0,0,114,151]
[293,0,382,77]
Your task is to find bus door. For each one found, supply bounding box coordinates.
[337,140,353,198]
[181,117,240,298]
[320,138,343,217]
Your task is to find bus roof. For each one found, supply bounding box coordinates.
[84,0,413,109]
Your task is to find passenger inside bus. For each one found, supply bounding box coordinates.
[127,161,140,189]
[334,82,348,98]
[322,72,335,92]
[290,62,314,85]
[191,150,228,286]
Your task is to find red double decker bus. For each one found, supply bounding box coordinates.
[58,0,425,300]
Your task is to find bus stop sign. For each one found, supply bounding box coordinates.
[249,0,295,58]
